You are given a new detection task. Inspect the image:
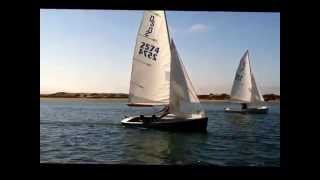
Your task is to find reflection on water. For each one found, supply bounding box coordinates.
[227,113,252,125]
[166,132,209,164]
[121,129,170,164]
[119,129,210,165]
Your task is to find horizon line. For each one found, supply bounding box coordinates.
[40,91,280,95]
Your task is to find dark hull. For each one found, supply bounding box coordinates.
[121,116,208,132]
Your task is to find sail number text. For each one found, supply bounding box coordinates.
[138,42,160,61]
[235,74,243,81]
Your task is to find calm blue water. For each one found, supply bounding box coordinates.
[40,98,280,166]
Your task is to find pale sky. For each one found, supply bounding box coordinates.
[40,10,280,95]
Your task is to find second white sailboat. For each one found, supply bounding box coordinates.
[225,50,268,114]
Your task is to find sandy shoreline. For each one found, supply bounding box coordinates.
[40,97,128,101]
[40,97,279,103]
[40,92,280,102]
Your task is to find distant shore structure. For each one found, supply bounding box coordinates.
[40,92,280,101]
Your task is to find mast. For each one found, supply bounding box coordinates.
[247,49,252,81]
[164,10,172,107]
[247,49,252,104]
[164,10,172,46]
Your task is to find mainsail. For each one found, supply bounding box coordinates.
[230,50,264,104]
[128,11,171,106]
[169,40,205,118]
[230,50,252,102]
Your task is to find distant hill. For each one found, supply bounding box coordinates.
[40,92,128,99]
[262,94,280,101]
[40,92,280,101]
[198,93,230,100]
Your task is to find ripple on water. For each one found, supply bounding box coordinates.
[40,99,280,166]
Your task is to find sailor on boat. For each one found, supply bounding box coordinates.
[241,103,247,110]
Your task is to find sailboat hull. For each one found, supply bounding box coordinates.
[224,106,268,114]
[121,115,208,132]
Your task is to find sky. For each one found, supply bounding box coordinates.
[40,10,280,95]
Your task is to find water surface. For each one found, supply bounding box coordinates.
[40,98,280,166]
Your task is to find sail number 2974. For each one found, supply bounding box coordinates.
[138,42,160,61]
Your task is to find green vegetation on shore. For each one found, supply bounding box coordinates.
[40,92,280,101]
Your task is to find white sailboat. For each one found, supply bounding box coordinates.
[224,50,268,114]
[121,10,208,131]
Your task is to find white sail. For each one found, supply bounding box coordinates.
[250,72,265,103]
[128,11,171,106]
[230,50,252,102]
[169,40,205,118]
[230,50,265,105]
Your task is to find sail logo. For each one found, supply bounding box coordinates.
[144,15,155,37]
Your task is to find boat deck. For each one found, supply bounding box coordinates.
[121,114,208,132]
[124,114,204,122]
